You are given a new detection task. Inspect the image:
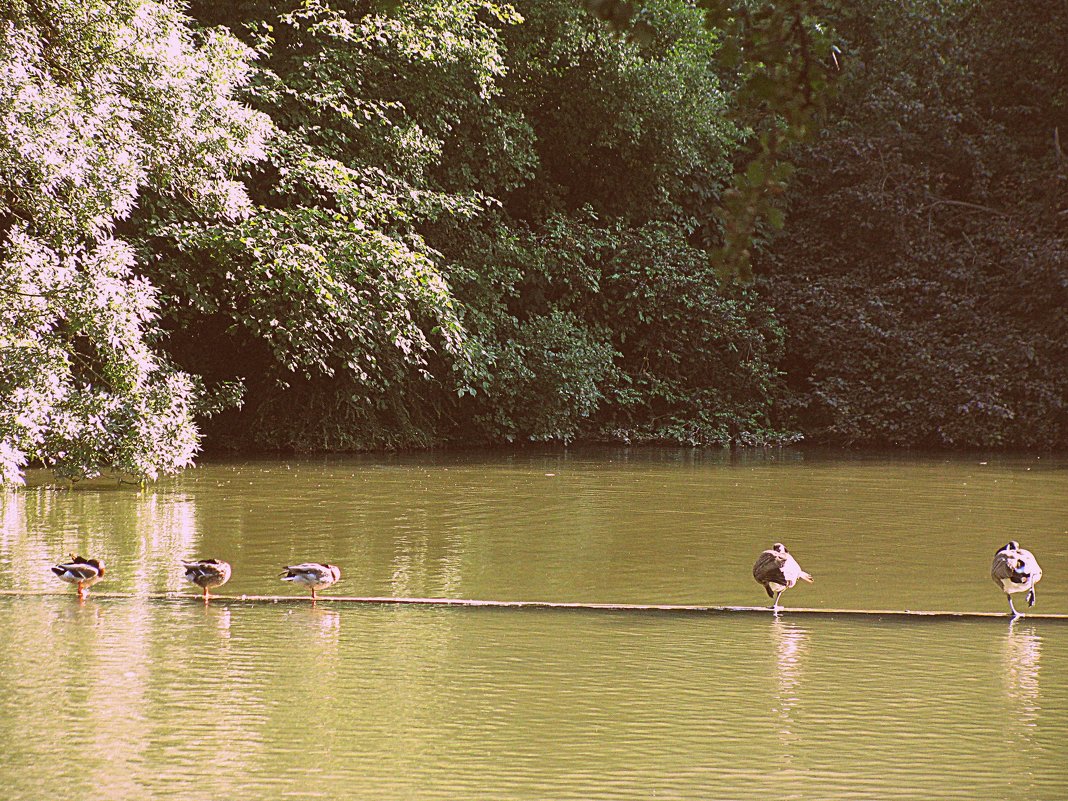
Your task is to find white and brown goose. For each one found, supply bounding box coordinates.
[182,558,232,601]
[753,543,813,611]
[991,541,1042,618]
[52,554,105,600]
[280,563,341,600]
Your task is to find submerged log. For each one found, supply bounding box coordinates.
[2,589,1067,620]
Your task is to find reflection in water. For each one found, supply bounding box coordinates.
[129,492,200,595]
[768,620,809,801]
[2,454,1068,801]
[0,486,200,595]
[1002,621,1042,742]
[53,595,108,627]
[287,605,342,643]
[87,602,153,799]
[0,490,25,552]
[770,619,809,752]
[200,603,233,638]
[388,529,467,599]
[0,597,1067,800]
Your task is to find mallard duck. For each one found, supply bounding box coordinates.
[991,541,1042,618]
[182,559,232,600]
[753,543,813,611]
[280,563,341,600]
[52,554,105,599]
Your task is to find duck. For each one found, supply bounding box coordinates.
[279,563,341,600]
[753,543,813,611]
[991,541,1042,618]
[182,558,232,601]
[52,554,105,599]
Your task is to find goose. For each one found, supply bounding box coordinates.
[280,563,341,600]
[753,543,813,611]
[52,555,105,599]
[182,559,232,600]
[991,541,1042,618]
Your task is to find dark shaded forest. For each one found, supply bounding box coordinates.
[760,0,1068,448]
[2,0,1066,484]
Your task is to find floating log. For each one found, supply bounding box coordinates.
[1,589,1067,620]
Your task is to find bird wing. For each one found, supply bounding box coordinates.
[55,562,99,580]
[753,550,788,586]
[281,564,322,578]
[185,562,223,579]
[991,551,1032,585]
[991,552,1013,583]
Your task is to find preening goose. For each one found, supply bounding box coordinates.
[280,563,341,600]
[991,541,1042,618]
[753,543,813,611]
[182,559,232,601]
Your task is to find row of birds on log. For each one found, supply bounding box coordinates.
[51,558,341,602]
[51,541,1044,617]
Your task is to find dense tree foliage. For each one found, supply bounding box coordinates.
[134,0,792,452]
[3,0,1064,485]
[139,0,510,450]
[0,0,269,483]
[436,0,791,446]
[759,0,1068,448]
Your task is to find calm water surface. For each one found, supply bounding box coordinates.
[1,449,1066,800]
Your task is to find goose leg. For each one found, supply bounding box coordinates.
[772,590,783,612]
[1026,588,1036,608]
[1008,596,1021,619]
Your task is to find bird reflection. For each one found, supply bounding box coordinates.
[198,603,233,639]
[770,619,809,756]
[290,605,342,642]
[1002,621,1042,736]
[61,597,106,625]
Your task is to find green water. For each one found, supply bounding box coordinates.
[1,449,1066,799]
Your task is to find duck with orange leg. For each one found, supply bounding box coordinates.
[182,558,232,601]
[52,554,105,600]
[279,563,341,601]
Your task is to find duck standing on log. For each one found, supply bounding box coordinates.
[182,559,232,601]
[280,563,341,601]
[52,555,105,600]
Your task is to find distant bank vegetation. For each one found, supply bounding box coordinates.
[1,0,1065,484]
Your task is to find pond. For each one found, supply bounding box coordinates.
[1,449,1066,799]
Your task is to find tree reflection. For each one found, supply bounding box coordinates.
[0,485,201,594]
